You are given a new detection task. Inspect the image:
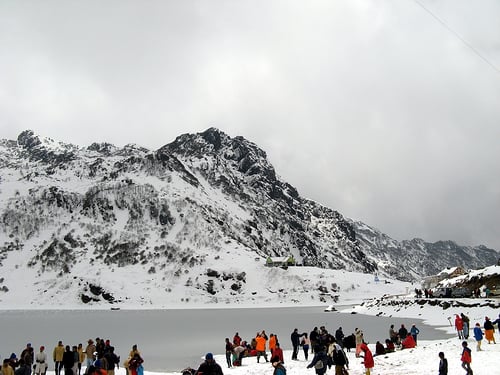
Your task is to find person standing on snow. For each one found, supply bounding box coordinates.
[484,316,496,344]
[306,345,329,375]
[291,328,301,360]
[195,353,223,375]
[62,346,75,375]
[398,324,408,341]
[224,338,233,368]
[410,324,420,345]
[332,341,349,375]
[438,352,448,375]
[34,346,48,375]
[255,332,268,363]
[492,314,500,335]
[354,328,364,357]
[473,323,483,351]
[269,334,277,356]
[335,327,345,348]
[309,327,319,354]
[85,340,96,369]
[461,313,470,339]
[455,315,464,339]
[359,342,374,375]
[53,341,65,375]
[460,341,472,375]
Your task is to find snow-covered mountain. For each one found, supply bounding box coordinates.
[0,128,497,307]
[352,221,498,281]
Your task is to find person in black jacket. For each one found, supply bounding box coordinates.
[62,346,75,375]
[104,347,120,375]
[438,352,448,375]
[310,327,319,354]
[195,353,223,375]
[335,328,345,348]
[398,324,408,340]
[332,342,349,375]
[291,329,301,360]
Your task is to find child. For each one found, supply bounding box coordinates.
[473,323,483,351]
[460,341,472,375]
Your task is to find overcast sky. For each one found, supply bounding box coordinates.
[1,0,499,251]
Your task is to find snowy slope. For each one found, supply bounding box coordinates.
[0,129,498,308]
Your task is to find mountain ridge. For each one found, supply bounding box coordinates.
[0,128,497,306]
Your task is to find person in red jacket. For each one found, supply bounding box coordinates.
[232,332,241,346]
[272,343,284,364]
[359,342,374,375]
[401,334,416,349]
[460,341,472,375]
[455,315,464,339]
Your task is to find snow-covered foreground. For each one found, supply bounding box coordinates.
[188,340,499,375]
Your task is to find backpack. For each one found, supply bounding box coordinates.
[333,349,347,366]
[314,360,324,370]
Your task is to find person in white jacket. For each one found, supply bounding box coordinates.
[35,346,47,375]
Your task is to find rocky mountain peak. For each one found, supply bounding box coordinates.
[17,130,41,149]
[15,130,77,166]
[87,142,118,155]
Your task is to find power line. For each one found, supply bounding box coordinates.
[414,0,500,75]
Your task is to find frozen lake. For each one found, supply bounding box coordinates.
[0,307,449,372]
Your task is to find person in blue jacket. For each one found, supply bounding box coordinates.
[410,324,420,345]
[473,322,484,351]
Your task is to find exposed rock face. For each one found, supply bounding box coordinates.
[0,128,497,305]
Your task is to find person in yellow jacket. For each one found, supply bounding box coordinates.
[53,341,65,375]
[129,345,140,359]
[2,359,15,375]
[255,333,268,363]
[77,344,85,375]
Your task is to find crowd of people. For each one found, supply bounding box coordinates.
[454,312,500,351]
[181,311,500,375]
[0,340,142,375]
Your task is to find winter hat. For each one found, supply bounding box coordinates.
[205,353,213,360]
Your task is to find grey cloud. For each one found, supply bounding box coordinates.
[0,0,499,250]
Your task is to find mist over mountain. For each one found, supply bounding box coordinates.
[0,128,497,307]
